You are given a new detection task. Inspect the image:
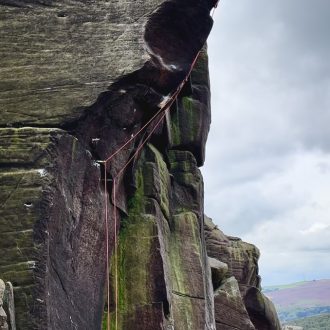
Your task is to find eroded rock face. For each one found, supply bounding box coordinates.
[204,216,281,330]
[214,277,255,330]
[243,287,282,330]
[0,0,164,126]
[0,128,107,329]
[107,138,218,328]
[0,0,280,329]
[204,215,261,289]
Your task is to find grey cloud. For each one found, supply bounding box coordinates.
[208,0,330,154]
[203,1,330,285]
[279,0,330,56]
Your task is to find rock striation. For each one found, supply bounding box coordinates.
[0,0,281,329]
[204,216,281,330]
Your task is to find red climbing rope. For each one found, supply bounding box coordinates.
[113,177,118,330]
[101,2,220,329]
[104,166,110,330]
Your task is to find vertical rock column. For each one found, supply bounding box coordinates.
[0,129,106,329]
[111,46,215,329]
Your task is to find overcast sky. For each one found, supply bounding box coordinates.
[202,0,330,286]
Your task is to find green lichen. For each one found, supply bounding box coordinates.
[127,166,145,215]
[168,212,203,328]
[191,47,210,86]
[111,157,147,326]
[110,215,158,329]
[169,159,195,173]
[170,96,200,148]
[13,285,35,329]
[109,155,164,328]
[170,108,181,146]
[173,295,194,330]
[102,312,107,330]
[107,144,175,329]
[169,212,201,294]
[107,144,206,329]
[0,128,57,165]
[146,144,170,219]
[182,97,200,142]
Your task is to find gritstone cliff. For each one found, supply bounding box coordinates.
[0,0,281,329]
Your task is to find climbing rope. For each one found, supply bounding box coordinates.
[104,166,111,330]
[101,2,220,329]
[102,98,177,330]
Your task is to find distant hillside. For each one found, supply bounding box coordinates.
[284,313,330,330]
[263,279,330,322]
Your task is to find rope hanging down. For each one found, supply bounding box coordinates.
[102,2,220,329]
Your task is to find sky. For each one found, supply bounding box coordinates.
[202,0,330,286]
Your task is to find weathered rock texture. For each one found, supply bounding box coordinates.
[205,216,281,330]
[0,280,15,330]
[0,0,280,329]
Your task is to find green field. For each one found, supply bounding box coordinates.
[284,313,330,330]
[279,306,330,322]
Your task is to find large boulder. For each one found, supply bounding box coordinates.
[204,215,261,289]
[204,216,281,330]
[243,286,282,330]
[214,277,255,330]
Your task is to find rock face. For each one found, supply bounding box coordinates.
[0,0,280,329]
[0,280,8,330]
[0,280,15,330]
[205,216,281,330]
[112,145,214,329]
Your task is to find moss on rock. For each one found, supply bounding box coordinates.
[144,144,170,219]
[110,146,169,329]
